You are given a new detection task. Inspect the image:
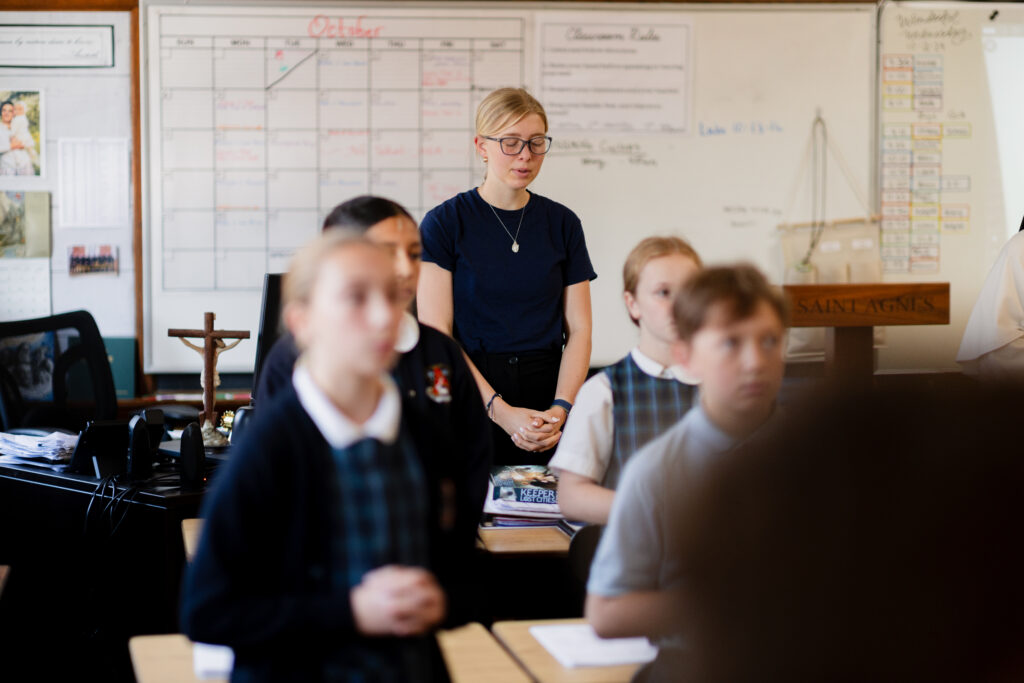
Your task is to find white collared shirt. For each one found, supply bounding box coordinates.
[548,347,698,484]
[396,311,420,353]
[292,364,401,449]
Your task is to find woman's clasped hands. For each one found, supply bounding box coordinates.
[492,399,566,452]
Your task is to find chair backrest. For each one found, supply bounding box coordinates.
[251,273,283,401]
[568,524,604,585]
[0,310,117,432]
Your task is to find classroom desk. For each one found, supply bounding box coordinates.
[436,622,532,683]
[492,618,643,683]
[182,517,203,563]
[0,462,208,682]
[130,624,526,683]
[129,634,226,683]
[478,525,572,555]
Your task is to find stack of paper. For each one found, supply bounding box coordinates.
[193,642,233,680]
[0,431,78,470]
[529,623,658,668]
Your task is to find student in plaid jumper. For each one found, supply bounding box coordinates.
[550,237,702,525]
[181,232,454,683]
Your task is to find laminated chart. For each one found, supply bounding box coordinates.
[147,6,525,371]
[879,9,976,275]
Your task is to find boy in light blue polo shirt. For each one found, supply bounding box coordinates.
[585,264,789,647]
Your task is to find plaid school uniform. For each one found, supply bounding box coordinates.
[327,433,433,683]
[603,354,697,489]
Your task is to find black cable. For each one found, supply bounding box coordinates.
[110,486,140,536]
[83,474,115,535]
[103,483,134,532]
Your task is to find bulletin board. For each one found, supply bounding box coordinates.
[142,2,877,372]
[0,10,136,339]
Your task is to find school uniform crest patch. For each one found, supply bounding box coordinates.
[425,364,452,403]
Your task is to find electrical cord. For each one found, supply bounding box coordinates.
[83,474,116,536]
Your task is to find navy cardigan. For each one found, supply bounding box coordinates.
[180,386,471,681]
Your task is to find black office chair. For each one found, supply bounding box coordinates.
[0,310,117,432]
[251,273,283,404]
[568,524,604,585]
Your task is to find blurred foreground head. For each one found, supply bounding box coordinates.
[672,382,1024,683]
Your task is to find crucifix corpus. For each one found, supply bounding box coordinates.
[168,312,250,447]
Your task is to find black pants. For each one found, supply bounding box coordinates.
[469,349,561,466]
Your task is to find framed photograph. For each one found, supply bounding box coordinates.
[0,91,42,177]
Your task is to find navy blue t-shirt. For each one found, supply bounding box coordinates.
[420,189,596,354]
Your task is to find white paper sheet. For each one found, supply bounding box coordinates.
[193,642,233,680]
[0,257,50,321]
[529,623,658,669]
[57,138,130,228]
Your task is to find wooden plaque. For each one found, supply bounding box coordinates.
[783,283,950,328]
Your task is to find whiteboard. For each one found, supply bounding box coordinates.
[879,2,1024,371]
[143,2,876,372]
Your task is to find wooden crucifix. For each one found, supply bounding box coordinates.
[168,312,249,446]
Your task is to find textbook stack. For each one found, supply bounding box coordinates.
[483,465,562,527]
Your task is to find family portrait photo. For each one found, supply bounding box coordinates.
[0,90,42,176]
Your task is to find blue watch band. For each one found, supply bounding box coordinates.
[550,398,573,414]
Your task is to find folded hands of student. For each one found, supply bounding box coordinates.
[350,565,447,637]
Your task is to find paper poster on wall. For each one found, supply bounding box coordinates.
[0,257,50,322]
[535,11,693,134]
[0,91,42,177]
[57,138,130,227]
[0,190,50,258]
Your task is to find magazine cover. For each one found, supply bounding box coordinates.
[490,464,558,505]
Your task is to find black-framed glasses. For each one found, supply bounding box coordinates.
[483,135,552,156]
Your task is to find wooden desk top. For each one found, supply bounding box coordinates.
[478,525,571,555]
[0,565,8,597]
[492,619,643,683]
[129,634,227,683]
[130,626,526,683]
[437,622,531,683]
[182,518,203,563]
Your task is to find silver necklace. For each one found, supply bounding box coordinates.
[485,200,526,253]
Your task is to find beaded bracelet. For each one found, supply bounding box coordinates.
[486,392,502,420]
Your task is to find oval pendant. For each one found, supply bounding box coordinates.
[512,242,520,253]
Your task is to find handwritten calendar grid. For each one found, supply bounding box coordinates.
[156,14,525,293]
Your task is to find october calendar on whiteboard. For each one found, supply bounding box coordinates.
[146,5,526,371]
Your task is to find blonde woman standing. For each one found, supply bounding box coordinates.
[418,88,596,465]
